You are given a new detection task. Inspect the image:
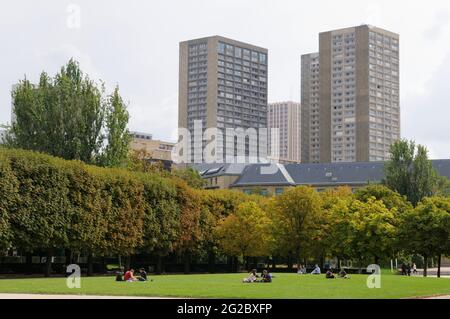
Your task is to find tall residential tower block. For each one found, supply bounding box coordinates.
[268,101,302,164]
[178,36,268,163]
[302,25,400,163]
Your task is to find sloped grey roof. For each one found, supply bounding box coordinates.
[285,161,384,186]
[230,160,450,188]
[232,163,295,187]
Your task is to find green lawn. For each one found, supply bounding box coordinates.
[0,272,449,299]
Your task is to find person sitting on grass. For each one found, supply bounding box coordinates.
[259,270,272,283]
[338,269,350,279]
[115,271,124,281]
[124,268,138,282]
[138,268,148,282]
[311,264,321,275]
[242,269,258,283]
[325,269,335,279]
[297,265,307,275]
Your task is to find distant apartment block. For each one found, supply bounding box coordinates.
[178,36,268,163]
[130,131,175,170]
[301,53,320,163]
[301,25,400,163]
[268,101,301,164]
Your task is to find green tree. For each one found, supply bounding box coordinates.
[330,198,397,269]
[384,140,445,206]
[0,151,16,251]
[398,196,450,277]
[6,59,130,168]
[100,86,130,168]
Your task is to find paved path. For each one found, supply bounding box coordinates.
[0,293,173,299]
[421,294,450,299]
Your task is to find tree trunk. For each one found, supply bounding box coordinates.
[100,257,107,274]
[358,258,363,274]
[337,257,341,271]
[287,254,293,270]
[208,252,216,274]
[124,255,131,272]
[87,251,94,277]
[423,254,428,277]
[44,250,52,277]
[244,256,250,271]
[437,254,442,278]
[374,256,380,266]
[65,249,72,266]
[25,252,33,275]
[183,253,191,274]
[156,255,163,275]
[271,257,276,271]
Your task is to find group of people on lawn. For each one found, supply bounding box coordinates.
[242,264,350,283]
[242,269,273,283]
[116,268,149,282]
[401,263,417,276]
[305,264,350,279]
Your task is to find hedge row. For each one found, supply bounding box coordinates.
[0,147,249,267]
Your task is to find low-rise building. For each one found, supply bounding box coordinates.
[193,160,450,196]
[130,131,175,170]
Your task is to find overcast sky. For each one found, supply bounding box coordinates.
[1,0,450,158]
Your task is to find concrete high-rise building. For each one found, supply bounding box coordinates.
[301,25,400,163]
[178,36,268,163]
[268,102,301,164]
[301,53,320,163]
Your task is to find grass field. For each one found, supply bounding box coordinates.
[0,271,449,299]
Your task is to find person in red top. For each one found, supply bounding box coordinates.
[124,269,137,282]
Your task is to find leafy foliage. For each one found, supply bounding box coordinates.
[384,140,444,206]
[6,59,130,167]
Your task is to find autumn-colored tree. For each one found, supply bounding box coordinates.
[173,181,205,273]
[269,186,323,268]
[319,187,354,266]
[216,201,272,269]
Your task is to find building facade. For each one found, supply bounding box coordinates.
[302,25,400,163]
[268,101,301,164]
[178,36,268,164]
[301,53,320,163]
[193,160,450,196]
[130,131,175,170]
